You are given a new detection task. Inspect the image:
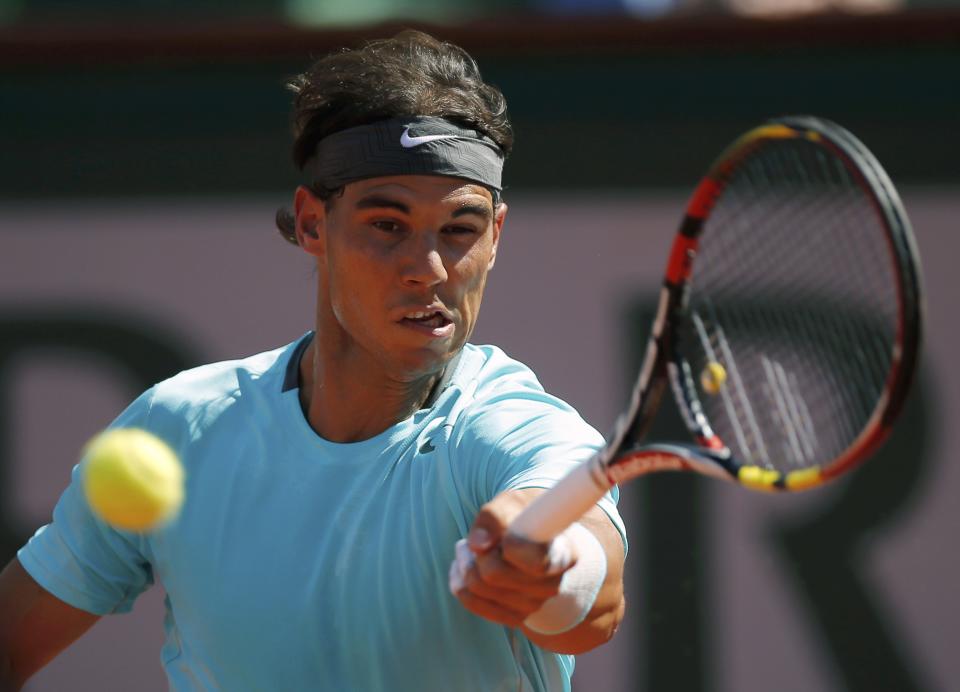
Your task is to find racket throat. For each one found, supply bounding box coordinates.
[605,443,734,486]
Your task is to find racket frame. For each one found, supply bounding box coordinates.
[510,116,923,542]
[661,117,923,490]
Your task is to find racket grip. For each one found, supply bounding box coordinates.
[509,455,611,544]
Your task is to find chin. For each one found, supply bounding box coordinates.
[389,344,457,381]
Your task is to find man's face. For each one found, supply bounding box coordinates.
[296,175,506,380]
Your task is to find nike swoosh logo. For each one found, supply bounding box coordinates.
[400,127,458,148]
[418,438,436,454]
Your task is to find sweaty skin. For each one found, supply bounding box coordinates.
[294,175,506,443]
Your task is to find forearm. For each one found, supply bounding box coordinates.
[0,661,24,692]
[0,558,100,690]
[523,580,625,653]
[0,655,20,692]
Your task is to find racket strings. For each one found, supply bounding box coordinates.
[679,136,899,473]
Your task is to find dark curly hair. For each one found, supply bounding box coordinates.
[276,30,514,244]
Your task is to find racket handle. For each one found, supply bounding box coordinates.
[509,455,611,543]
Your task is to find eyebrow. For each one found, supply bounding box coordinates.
[451,203,493,221]
[354,195,410,214]
[353,195,493,221]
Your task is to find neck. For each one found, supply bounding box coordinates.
[297,336,441,443]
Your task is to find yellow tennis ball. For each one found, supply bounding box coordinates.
[81,428,184,532]
[700,361,727,395]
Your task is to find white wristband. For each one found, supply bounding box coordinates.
[523,522,607,635]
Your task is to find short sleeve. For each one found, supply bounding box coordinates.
[16,388,160,615]
[449,384,627,552]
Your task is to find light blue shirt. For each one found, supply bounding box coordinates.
[19,334,626,691]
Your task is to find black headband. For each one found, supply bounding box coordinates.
[304,116,505,194]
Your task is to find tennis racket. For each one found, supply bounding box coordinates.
[510,115,924,544]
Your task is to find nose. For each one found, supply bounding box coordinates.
[401,238,448,288]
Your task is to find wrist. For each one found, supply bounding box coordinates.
[523,522,607,635]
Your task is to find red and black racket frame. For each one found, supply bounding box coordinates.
[598,116,924,492]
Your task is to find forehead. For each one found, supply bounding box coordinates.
[343,175,493,205]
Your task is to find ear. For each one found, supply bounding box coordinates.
[294,186,326,257]
[487,202,508,271]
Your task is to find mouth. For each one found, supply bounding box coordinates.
[399,308,455,338]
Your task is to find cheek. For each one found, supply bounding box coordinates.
[454,254,492,315]
[325,246,387,320]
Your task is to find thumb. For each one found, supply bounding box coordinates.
[467,525,496,554]
[468,507,508,554]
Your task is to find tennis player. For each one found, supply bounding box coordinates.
[0,31,626,691]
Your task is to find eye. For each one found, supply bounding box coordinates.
[372,220,403,233]
[443,224,479,236]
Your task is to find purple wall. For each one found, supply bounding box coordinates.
[3,189,956,691]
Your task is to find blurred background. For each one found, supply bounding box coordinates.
[2,1,958,691]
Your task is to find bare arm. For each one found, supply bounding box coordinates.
[0,558,100,690]
[453,488,626,654]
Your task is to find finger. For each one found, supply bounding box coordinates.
[469,493,529,554]
[456,589,527,628]
[467,526,495,554]
[469,512,507,555]
[502,531,579,577]
[460,570,547,616]
[473,550,563,597]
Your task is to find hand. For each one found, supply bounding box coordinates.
[449,489,579,628]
